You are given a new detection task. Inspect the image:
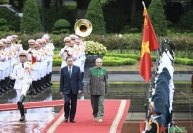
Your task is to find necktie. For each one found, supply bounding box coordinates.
[69,66,71,78]
[22,64,24,68]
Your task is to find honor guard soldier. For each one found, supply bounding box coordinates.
[28,40,42,94]
[2,38,12,91]
[41,38,52,87]
[26,39,37,95]
[10,50,34,121]
[143,97,166,133]
[12,35,23,53]
[37,39,49,89]
[0,41,6,95]
[59,37,75,68]
[42,34,54,86]
[33,42,45,91]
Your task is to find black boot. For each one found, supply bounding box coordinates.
[32,89,37,95]
[31,85,37,95]
[7,78,13,89]
[81,72,84,81]
[37,80,44,91]
[0,80,5,94]
[45,74,50,87]
[19,105,25,121]
[11,79,15,87]
[17,94,25,109]
[48,72,53,86]
[27,85,33,95]
[1,79,9,91]
[32,81,41,93]
[41,77,47,89]
[5,77,12,89]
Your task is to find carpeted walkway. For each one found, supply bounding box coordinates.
[43,99,130,133]
[0,100,64,111]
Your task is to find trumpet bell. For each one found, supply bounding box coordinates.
[74,19,92,37]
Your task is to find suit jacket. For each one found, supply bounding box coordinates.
[60,65,82,94]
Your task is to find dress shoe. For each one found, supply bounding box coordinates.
[98,118,103,123]
[19,116,25,121]
[64,118,68,123]
[93,117,98,121]
[70,119,75,123]
[48,82,53,86]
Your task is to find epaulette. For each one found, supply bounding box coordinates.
[14,63,19,67]
[26,62,31,65]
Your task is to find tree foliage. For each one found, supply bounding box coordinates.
[85,0,106,35]
[0,7,21,31]
[20,0,42,34]
[39,5,76,33]
[148,0,167,36]
[99,0,116,5]
[103,4,126,33]
[179,10,193,31]
[52,19,71,34]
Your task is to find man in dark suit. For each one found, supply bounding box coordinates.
[60,56,82,123]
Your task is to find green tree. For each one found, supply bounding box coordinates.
[85,0,106,35]
[20,0,42,34]
[179,10,193,31]
[148,0,167,36]
[0,7,21,31]
[52,19,71,34]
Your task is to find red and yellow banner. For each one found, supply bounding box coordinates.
[139,8,159,83]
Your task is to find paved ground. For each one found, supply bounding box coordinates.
[52,73,192,82]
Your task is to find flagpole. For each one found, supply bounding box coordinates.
[142,1,146,8]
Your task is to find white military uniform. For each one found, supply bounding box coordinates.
[10,62,33,101]
[0,49,6,80]
[158,51,174,112]
[59,46,74,68]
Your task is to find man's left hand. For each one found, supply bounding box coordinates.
[78,90,82,94]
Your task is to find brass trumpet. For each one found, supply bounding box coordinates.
[15,40,21,44]
[64,46,68,52]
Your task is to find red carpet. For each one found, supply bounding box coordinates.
[43,99,130,133]
[0,100,64,111]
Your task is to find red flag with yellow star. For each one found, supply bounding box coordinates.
[139,7,159,83]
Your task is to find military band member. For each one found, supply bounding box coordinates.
[10,50,34,121]
[74,38,86,80]
[59,37,74,68]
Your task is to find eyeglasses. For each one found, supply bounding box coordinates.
[34,47,38,48]
[97,62,102,63]
[19,55,26,57]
